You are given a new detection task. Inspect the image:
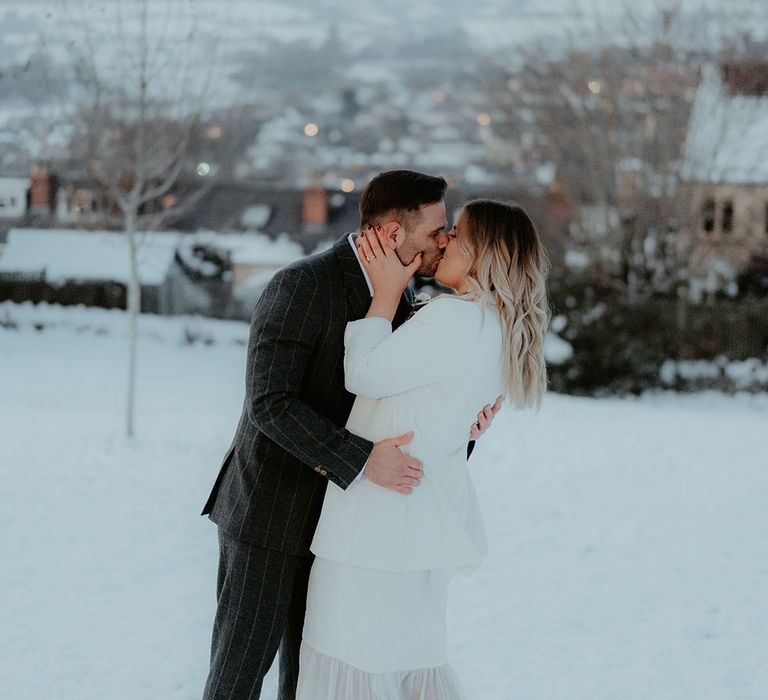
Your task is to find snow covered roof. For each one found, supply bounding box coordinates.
[0,229,180,285]
[187,231,305,266]
[680,64,768,184]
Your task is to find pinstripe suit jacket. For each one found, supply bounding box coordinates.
[201,236,415,556]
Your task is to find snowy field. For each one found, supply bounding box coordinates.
[1,302,767,700]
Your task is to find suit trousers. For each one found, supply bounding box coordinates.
[202,527,313,700]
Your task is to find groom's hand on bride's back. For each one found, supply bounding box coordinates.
[364,431,423,495]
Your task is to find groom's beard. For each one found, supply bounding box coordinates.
[416,251,443,277]
[395,240,443,277]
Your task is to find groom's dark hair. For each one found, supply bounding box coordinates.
[359,170,447,229]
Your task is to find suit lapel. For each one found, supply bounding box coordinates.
[392,286,415,329]
[333,234,414,324]
[345,275,371,320]
[334,235,374,320]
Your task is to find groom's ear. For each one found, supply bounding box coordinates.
[379,221,402,250]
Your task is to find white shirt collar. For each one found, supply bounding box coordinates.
[347,232,373,296]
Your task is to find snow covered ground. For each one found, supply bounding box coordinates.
[1,303,767,700]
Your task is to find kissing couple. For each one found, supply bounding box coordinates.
[201,170,550,699]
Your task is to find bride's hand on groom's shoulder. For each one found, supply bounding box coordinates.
[357,226,421,301]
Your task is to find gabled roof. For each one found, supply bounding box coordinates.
[167,182,361,246]
[681,64,768,184]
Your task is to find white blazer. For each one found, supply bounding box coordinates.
[310,295,506,572]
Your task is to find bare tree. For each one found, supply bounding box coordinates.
[57,0,229,437]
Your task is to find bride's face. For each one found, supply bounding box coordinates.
[434,211,472,292]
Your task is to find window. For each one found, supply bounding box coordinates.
[721,200,733,234]
[702,198,715,234]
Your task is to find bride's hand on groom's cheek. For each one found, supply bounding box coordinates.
[358,228,421,297]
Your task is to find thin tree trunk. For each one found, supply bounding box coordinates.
[126,207,140,438]
[124,0,148,439]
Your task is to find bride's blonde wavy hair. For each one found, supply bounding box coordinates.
[457,200,550,409]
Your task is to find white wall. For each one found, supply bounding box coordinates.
[0,178,29,219]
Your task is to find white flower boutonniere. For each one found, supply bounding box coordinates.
[406,291,433,321]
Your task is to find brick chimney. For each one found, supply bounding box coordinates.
[721,61,768,96]
[545,179,571,224]
[30,163,53,215]
[302,174,328,235]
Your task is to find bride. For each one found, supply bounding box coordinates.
[296,199,550,699]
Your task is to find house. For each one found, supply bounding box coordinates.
[678,62,768,297]
[174,231,306,319]
[167,178,362,251]
[0,228,180,313]
[0,165,104,230]
[0,167,552,317]
[0,227,309,319]
[0,176,29,223]
[55,179,113,227]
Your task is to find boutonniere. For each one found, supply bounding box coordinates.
[406,292,433,321]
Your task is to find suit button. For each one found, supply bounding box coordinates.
[320,469,328,476]
[314,466,321,473]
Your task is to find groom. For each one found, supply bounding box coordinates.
[201,170,500,699]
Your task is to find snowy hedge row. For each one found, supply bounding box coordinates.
[0,301,248,346]
[660,358,768,392]
[2,301,766,395]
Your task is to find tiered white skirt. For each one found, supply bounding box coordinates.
[296,557,466,700]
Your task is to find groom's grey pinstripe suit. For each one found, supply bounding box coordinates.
[201,236,414,699]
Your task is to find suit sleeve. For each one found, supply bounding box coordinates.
[245,266,372,489]
[344,297,458,399]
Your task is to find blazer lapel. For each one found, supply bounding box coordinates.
[333,234,414,324]
[334,235,375,320]
[392,286,415,329]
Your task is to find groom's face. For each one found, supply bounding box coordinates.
[396,201,448,277]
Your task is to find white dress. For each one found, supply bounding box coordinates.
[296,296,505,700]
